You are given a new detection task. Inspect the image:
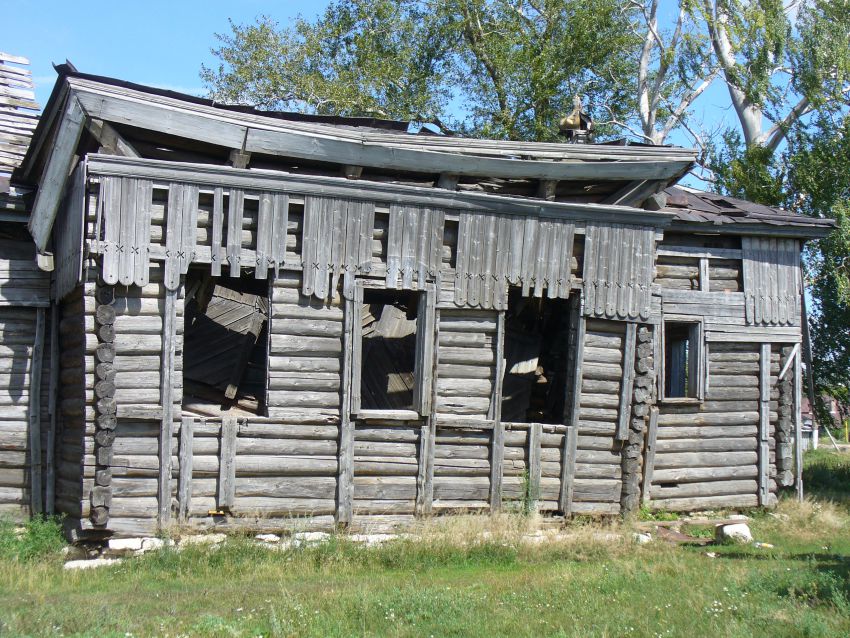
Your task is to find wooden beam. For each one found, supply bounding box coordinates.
[699,257,710,292]
[778,343,800,380]
[157,287,178,526]
[416,308,440,517]
[88,118,140,157]
[218,416,237,511]
[337,295,356,525]
[528,422,542,514]
[489,311,505,511]
[758,343,771,506]
[616,322,637,441]
[601,179,657,206]
[28,96,86,252]
[641,407,659,505]
[177,416,194,522]
[28,307,45,514]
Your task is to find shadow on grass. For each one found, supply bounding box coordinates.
[804,449,850,504]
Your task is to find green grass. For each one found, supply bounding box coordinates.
[0,450,849,637]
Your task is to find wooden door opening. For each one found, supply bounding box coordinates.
[500,288,574,423]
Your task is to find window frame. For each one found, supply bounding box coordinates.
[659,315,704,404]
[350,280,436,421]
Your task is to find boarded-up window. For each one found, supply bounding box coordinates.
[182,272,269,415]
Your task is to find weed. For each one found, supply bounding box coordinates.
[0,515,64,562]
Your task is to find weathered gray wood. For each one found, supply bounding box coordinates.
[794,343,803,500]
[616,322,637,441]
[337,295,356,525]
[157,287,178,526]
[413,285,437,415]
[45,302,59,515]
[489,311,505,511]
[528,422,542,513]
[27,307,45,514]
[218,416,237,511]
[177,416,194,521]
[641,407,659,505]
[28,96,86,252]
[560,313,585,514]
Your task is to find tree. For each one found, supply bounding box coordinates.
[201,0,640,141]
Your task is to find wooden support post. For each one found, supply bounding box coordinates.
[489,311,505,511]
[559,426,577,513]
[28,307,45,515]
[536,179,558,201]
[699,257,710,292]
[229,149,251,169]
[178,416,195,522]
[45,302,59,515]
[560,311,585,515]
[758,343,771,506]
[641,407,659,505]
[528,422,542,513]
[341,165,363,179]
[436,173,459,190]
[416,308,440,517]
[218,416,237,511]
[794,346,804,501]
[158,287,178,526]
[616,322,637,441]
[337,296,356,525]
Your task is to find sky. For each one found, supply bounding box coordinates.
[4,1,330,108]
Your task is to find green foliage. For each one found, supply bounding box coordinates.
[709,132,786,205]
[0,516,65,563]
[637,505,678,521]
[201,0,639,141]
[804,448,850,504]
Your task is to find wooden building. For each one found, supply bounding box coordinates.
[8,66,835,538]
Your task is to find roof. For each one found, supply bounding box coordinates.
[664,186,835,234]
[0,52,39,179]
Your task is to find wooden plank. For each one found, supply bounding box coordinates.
[528,422,542,513]
[489,311,505,511]
[271,193,289,278]
[28,96,86,252]
[27,307,45,514]
[616,322,637,441]
[413,285,437,415]
[218,416,237,511]
[210,187,224,276]
[255,192,273,279]
[177,416,194,522]
[157,287,178,526]
[418,308,439,516]
[100,177,121,285]
[227,188,244,278]
[338,294,356,524]
[163,183,183,290]
[658,246,742,260]
[133,179,153,286]
[350,284,363,415]
[641,407,659,505]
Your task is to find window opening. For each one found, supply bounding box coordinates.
[360,288,419,410]
[182,269,269,416]
[664,321,700,399]
[501,287,572,423]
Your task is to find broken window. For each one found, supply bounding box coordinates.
[182,270,269,416]
[359,289,419,410]
[663,320,702,400]
[500,288,573,424]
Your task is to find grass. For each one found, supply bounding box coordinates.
[0,450,849,637]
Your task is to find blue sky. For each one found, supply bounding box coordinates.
[4,1,329,107]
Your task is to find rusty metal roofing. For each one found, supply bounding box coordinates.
[664,186,835,232]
